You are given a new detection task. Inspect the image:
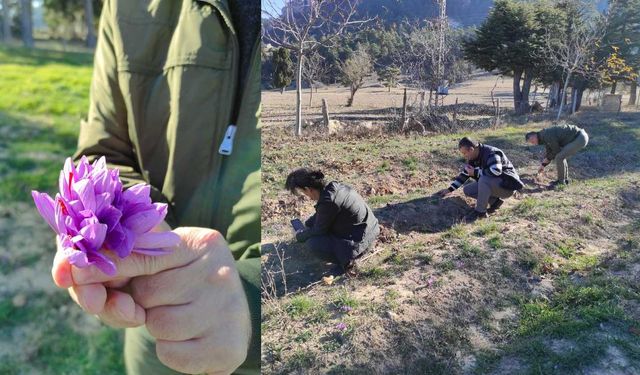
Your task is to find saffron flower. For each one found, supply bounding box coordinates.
[339,305,353,313]
[32,156,180,276]
[335,322,348,331]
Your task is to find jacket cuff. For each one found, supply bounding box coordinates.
[296,229,310,242]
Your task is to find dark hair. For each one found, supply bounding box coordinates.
[285,168,326,194]
[458,137,478,149]
[525,132,537,141]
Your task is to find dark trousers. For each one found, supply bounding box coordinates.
[306,226,379,268]
[306,235,358,268]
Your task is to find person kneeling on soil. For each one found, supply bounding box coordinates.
[286,168,380,276]
[438,137,524,222]
[525,123,589,189]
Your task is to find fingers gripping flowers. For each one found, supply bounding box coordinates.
[32,156,179,276]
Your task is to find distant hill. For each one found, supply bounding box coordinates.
[355,0,609,27]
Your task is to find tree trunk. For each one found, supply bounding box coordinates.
[20,0,33,48]
[308,80,313,107]
[84,0,96,48]
[513,68,523,114]
[295,50,303,136]
[629,80,637,105]
[520,69,533,114]
[280,86,285,94]
[557,71,572,120]
[571,88,578,114]
[610,81,617,94]
[575,87,585,112]
[2,0,10,42]
[347,85,356,107]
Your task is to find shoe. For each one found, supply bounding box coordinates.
[464,210,488,223]
[487,199,504,214]
[344,260,359,278]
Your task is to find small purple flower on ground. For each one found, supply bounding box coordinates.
[427,275,437,287]
[32,156,180,275]
[335,322,348,331]
[340,306,353,313]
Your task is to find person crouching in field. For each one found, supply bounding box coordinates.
[526,123,589,189]
[438,137,524,222]
[286,168,380,276]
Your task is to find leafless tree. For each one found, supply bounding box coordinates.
[340,46,372,106]
[542,21,603,119]
[302,50,328,106]
[400,21,453,108]
[262,0,371,136]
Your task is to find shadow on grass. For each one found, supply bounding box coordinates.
[0,111,77,201]
[261,241,344,297]
[374,194,470,234]
[0,44,93,67]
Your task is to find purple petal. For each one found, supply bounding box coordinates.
[65,248,90,268]
[132,247,173,255]
[98,205,122,231]
[54,196,68,234]
[60,158,77,197]
[79,222,108,252]
[87,251,117,276]
[133,231,180,249]
[64,215,78,234]
[91,156,107,172]
[94,192,113,214]
[73,179,96,212]
[76,156,91,179]
[105,224,134,258]
[121,184,151,206]
[122,204,166,234]
[92,169,110,195]
[32,191,59,233]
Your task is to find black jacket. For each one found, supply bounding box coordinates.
[448,144,524,192]
[297,181,379,244]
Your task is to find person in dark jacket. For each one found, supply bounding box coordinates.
[438,137,524,221]
[526,123,589,188]
[285,168,380,275]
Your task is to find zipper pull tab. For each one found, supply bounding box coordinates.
[218,125,237,156]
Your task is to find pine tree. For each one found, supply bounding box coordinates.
[464,0,563,114]
[272,47,294,94]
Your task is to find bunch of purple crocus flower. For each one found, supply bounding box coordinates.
[32,156,179,276]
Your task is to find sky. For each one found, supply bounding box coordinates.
[262,0,286,18]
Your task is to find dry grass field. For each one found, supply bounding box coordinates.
[261,74,640,374]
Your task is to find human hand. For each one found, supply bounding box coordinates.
[438,188,452,198]
[464,164,475,176]
[52,226,250,374]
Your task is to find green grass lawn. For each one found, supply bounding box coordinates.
[0,44,126,374]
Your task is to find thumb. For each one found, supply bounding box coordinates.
[52,248,73,288]
[71,227,223,285]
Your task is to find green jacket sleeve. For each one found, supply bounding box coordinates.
[540,129,560,161]
[72,0,172,218]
